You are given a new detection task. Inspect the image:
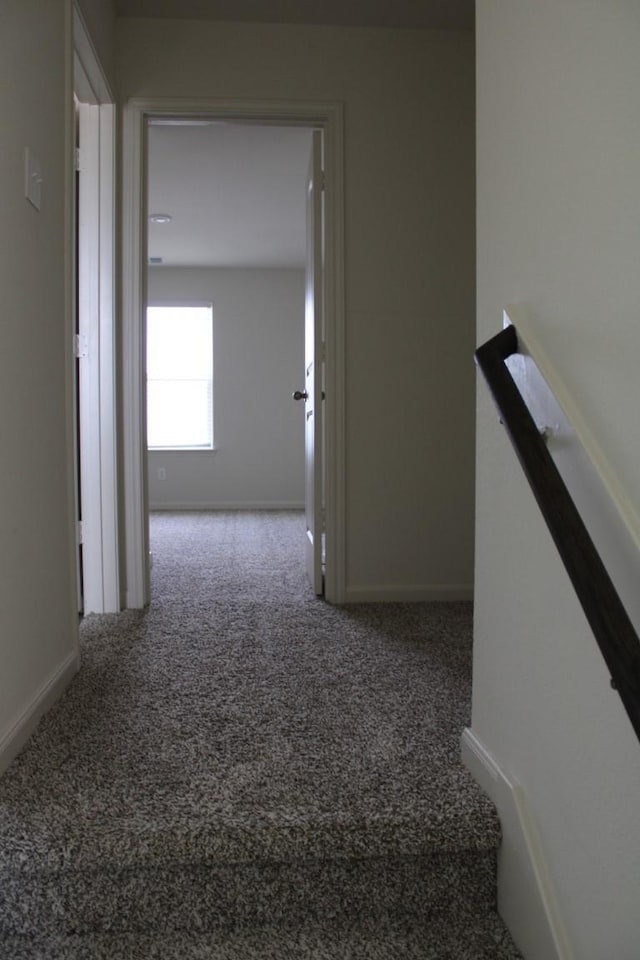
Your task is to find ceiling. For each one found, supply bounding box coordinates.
[116,0,474,31]
[147,122,312,269]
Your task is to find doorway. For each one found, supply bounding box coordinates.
[144,121,324,595]
[145,125,307,498]
[122,99,346,607]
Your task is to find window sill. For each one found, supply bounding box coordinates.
[148,447,216,453]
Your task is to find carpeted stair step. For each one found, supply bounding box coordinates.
[0,798,502,935]
[0,846,498,936]
[3,915,523,960]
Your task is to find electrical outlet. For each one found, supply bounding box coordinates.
[157,467,167,481]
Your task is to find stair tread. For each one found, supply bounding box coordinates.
[3,916,523,959]
[0,802,499,873]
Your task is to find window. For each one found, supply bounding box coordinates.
[146,304,214,450]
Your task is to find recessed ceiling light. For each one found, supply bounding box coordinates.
[149,214,172,224]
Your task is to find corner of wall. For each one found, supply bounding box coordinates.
[0,653,79,777]
[461,728,574,960]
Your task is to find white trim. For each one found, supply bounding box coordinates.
[97,103,119,610]
[504,304,640,554]
[148,447,215,453]
[461,728,573,960]
[74,28,119,613]
[122,103,150,608]
[0,653,79,777]
[320,105,346,604]
[65,0,81,625]
[77,103,103,611]
[150,502,305,511]
[344,584,474,603]
[122,97,346,608]
[148,299,213,308]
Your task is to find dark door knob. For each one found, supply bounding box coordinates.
[292,390,309,401]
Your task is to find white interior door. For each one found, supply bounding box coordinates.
[303,130,324,594]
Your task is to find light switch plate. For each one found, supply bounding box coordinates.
[25,148,43,211]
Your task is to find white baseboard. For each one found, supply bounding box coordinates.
[149,501,305,511]
[461,728,574,960]
[0,651,79,777]
[343,583,474,602]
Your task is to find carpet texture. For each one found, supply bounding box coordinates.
[0,511,522,957]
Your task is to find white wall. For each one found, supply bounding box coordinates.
[116,19,476,601]
[147,268,305,509]
[474,2,640,958]
[0,0,78,771]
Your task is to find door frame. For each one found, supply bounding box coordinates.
[121,97,346,606]
[305,130,325,594]
[73,3,119,613]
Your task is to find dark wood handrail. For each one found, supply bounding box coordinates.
[475,325,640,742]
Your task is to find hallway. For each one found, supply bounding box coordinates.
[0,512,520,958]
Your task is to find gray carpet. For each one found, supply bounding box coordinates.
[0,511,522,958]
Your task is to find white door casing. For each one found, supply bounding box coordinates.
[122,98,346,606]
[304,130,324,594]
[73,3,119,614]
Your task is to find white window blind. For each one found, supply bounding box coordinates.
[146,304,213,450]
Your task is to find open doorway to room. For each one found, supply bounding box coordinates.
[143,120,323,597]
[121,99,345,609]
[145,122,310,513]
